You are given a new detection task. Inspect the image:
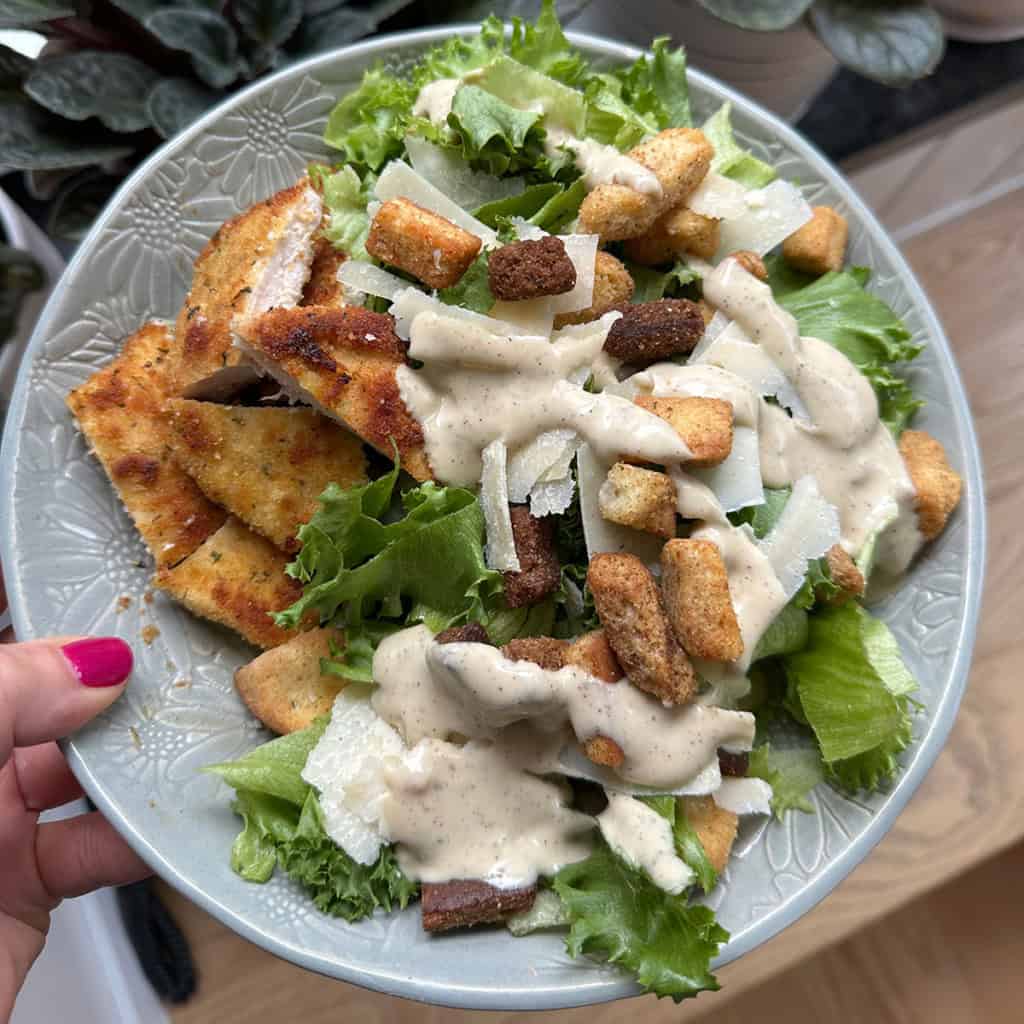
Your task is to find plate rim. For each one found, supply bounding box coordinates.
[0,24,987,1011]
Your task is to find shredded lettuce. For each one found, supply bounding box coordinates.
[747,743,824,819]
[208,722,417,919]
[701,103,776,189]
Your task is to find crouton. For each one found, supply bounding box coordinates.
[500,637,570,671]
[421,880,536,933]
[234,627,345,734]
[366,197,481,290]
[488,236,577,301]
[66,321,226,568]
[164,400,366,552]
[630,128,714,209]
[899,429,963,541]
[301,235,346,307]
[782,205,848,276]
[553,252,634,328]
[635,395,733,468]
[604,298,705,364]
[436,622,491,645]
[587,553,696,705]
[660,539,743,662]
[623,206,720,265]
[565,630,623,682]
[154,516,307,649]
[503,506,561,608]
[583,734,625,769]
[728,250,768,282]
[598,463,677,539]
[235,305,432,481]
[174,179,322,398]
[680,795,738,875]
[824,544,865,605]
[578,183,660,243]
[718,750,749,777]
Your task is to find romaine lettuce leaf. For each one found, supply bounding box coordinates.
[410,16,506,87]
[640,795,718,894]
[447,84,545,177]
[609,37,692,132]
[313,164,374,260]
[508,0,587,86]
[747,743,824,819]
[553,841,727,1001]
[584,72,662,149]
[701,103,776,188]
[438,251,493,314]
[530,178,586,231]
[752,602,809,661]
[627,261,699,302]
[474,181,562,227]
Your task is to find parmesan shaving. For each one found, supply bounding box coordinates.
[480,440,521,572]
[692,425,764,514]
[336,261,417,303]
[507,429,578,502]
[713,777,774,816]
[405,135,525,209]
[715,179,813,259]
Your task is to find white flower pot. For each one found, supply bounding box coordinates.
[931,0,1024,41]
[571,0,838,120]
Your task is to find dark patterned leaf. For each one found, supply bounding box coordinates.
[144,7,240,88]
[0,42,31,85]
[0,0,73,27]
[235,0,302,47]
[0,244,45,346]
[291,6,376,53]
[25,50,161,132]
[810,1,944,85]
[0,94,135,171]
[146,76,219,138]
[46,170,120,240]
[696,0,814,30]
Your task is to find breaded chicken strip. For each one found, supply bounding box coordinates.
[164,400,366,552]
[234,305,432,481]
[175,179,322,399]
[66,321,226,568]
[301,235,347,307]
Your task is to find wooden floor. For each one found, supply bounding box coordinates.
[165,187,1024,1024]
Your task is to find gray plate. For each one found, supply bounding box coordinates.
[0,27,986,1011]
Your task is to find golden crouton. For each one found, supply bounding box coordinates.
[598,463,677,539]
[824,544,865,605]
[164,400,367,552]
[578,183,659,243]
[154,516,307,649]
[553,252,634,328]
[899,429,963,541]
[635,395,733,468]
[587,553,696,705]
[623,206,720,265]
[301,235,346,307]
[174,179,322,398]
[631,128,714,207]
[565,630,624,682]
[234,627,346,734]
[366,197,481,289]
[583,734,625,769]
[660,539,743,662]
[500,636,570,671]
[782,205,848,276]
[680,795,738,875]
[66,321,226,568]
[728,250,768,282]
[236,305,432,481]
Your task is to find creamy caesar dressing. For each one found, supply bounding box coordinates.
[597,794,693,894]
[411,77,461,124]
[396,311,691,485]
[544,126,663,195]
[633,362,761,429]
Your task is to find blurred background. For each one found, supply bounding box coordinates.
[3,1,1021,1021]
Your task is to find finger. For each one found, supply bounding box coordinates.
[14,743,84,812]
[36,811,151,900]
[0,637,133,763]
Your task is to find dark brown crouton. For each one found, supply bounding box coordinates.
[587,553,696,705]
[501,637,570,671]
[421,880,536,932]
[435,622,491,645]
[604,299,705,364]
[718,749,749,777]
[488,236,577,301]
[502,506,561,608]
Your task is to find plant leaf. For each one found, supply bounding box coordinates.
[145,8,240,89]
[0,42,31,86]
[146,77,219,138]
[0,0,72,27]
[235,0,302,47]
[810,1,945,86]
[0,244,45,346]
[291,6,377,53]
[696,0,814,30]
[0,94,135,171]
[25,51,161,133]
[46,171,119,241]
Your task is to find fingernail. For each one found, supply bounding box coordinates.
[61,637,133,687]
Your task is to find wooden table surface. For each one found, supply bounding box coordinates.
[162,186,1024,1024]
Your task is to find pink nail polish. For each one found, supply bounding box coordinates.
[62,637,133,687]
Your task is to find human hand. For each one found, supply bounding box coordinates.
[0,579,150,1021]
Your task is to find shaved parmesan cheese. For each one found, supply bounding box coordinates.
[549,234,598,314]
[481,440,520,572]
[390,287,542,341]
[713,777,773,816]
[489,298,554,337]
[507,429,578,502]
[687,171,749,220]
[337,261,416,303]
[558,744,722,797]
[716,179,812,259]
[405,135,525,210]
[692,425,764,514]
[598,794,694,894]
[694,659,751,705]
[576,443,663,566]
[374,160,498,245]
[758,474,840,599]
[301,690,405,865]
[688,309,731,362]
[669,466,727,524]
[529,473,575,517]
[512,217,545,242]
